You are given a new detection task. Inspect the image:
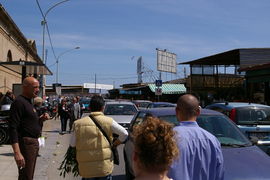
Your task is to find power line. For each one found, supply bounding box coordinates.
[59,72,137,77]
[35,0,45,19]
[45,23,57,61]
[35,0,63,66]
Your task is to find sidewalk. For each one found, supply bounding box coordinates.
[34,118,80,180]
[0,118,80,180]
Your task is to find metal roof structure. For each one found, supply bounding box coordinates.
[238,62,270,72]
[0,60,52,75]
[179,49,240,65]
[179,48,270,68]
[148,83,186,94]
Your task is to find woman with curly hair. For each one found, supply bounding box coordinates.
[132,116,179,180]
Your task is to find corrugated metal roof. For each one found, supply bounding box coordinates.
[148,84,186,94]
[179,48,270,68]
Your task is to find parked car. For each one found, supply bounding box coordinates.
[132,100,152,110]
[146,102,176,108]
[103,101,138,129]
[0,104,10,145]
[124,107,270,180]
[206,102,270,154]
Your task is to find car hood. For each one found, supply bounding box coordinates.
[222,145,270,180]
[106,115,134,124]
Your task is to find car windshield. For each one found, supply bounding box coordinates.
[132,113,251,146]
[137,102,150,108]
[236,107,270,125]
[104,104,137,115]
[196,115,251,146]
[152,103,175,108]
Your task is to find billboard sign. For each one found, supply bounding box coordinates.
[83,83,113,90]
[157,49,177,74]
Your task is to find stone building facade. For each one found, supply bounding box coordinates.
[0,4,42,93]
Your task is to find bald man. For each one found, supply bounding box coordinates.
[9,77,49,180]
[168,94,224,180]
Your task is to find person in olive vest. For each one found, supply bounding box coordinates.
[70,95,128,180]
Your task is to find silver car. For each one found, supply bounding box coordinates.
[104,101,138,129]
[206,102,270,154]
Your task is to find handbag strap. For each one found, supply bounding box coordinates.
[89,114,112,146]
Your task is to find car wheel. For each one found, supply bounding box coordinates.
[124,151,135,180]
[0,128,8,145]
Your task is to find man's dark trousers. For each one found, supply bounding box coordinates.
[18,137,39,180]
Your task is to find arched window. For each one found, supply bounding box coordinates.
[7,50,12,62]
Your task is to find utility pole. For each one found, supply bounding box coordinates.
[94,74,97,94]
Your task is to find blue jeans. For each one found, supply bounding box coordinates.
[82,174,112,180]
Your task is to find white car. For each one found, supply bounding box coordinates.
[104,101,138,129]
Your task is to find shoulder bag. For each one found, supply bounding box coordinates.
[89,115,120,165]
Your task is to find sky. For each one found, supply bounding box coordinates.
[1,0,270,88]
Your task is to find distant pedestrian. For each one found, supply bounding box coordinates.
[9,77,50,180]
[70,95,128,179]
[73,97,81,120]
[132,116,179,180]
[168,94,224,180]
[33,97,48,136]
[76,96,84,117]
[67,98,76,132]
[58,98,69,134]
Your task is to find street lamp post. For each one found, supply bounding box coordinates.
[36,0,70,63]
[56,47,80,84]
[36,0,69,97]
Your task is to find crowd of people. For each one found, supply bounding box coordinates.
[0,89,83,135]
[1,77,83,179]
[4,76,225,180]
[58,97,81,134]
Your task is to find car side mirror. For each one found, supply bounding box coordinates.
[250,136,259,145]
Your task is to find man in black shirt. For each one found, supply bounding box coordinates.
[9,77,49,180]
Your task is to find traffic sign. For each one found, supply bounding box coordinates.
[155,80,162,87]
[155,87,162,96]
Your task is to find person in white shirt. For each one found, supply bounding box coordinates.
[73,97,81,120]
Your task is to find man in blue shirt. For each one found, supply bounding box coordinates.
[168,94,224,180]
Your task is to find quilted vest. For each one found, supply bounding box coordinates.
[74,112,113,178]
